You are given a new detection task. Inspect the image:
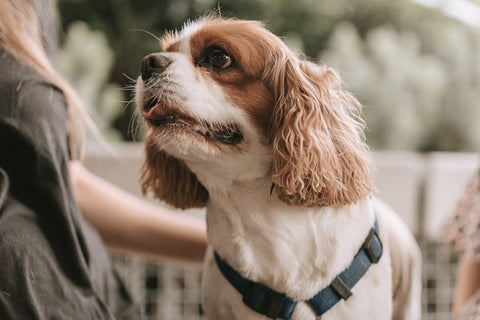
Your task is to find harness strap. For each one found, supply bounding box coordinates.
[214,252,298,319]
[307,218,382,316]
[214,216,382,319]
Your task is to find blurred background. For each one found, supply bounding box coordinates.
[56,0,480,319]
[57,0,480,152]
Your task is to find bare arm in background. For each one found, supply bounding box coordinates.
[69,161,207,268]
[452,254,480,315]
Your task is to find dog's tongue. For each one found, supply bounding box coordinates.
[146,103,168,119]
[145,103,203,131]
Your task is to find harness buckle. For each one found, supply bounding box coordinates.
[363,227,383,264]
[330,276,353,300]
[243,282,288,319]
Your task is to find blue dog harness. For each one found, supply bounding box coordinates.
[214,217,382,319]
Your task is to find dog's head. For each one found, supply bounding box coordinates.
[136,17,374,210]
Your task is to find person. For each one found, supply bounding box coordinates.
[442,168,480,319]
[0,0,207,318]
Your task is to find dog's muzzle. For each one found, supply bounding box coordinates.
[141,53,172,81]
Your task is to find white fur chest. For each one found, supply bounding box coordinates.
[201,195,392,320]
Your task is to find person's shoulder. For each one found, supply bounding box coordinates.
[0,51,67,119]
[0,51,43,87]
[0,52,68,144]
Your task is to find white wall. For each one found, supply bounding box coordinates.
[84,142,479,240]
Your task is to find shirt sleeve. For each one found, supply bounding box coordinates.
[441,169,480,261]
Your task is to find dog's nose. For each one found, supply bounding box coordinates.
[141,53,172,81]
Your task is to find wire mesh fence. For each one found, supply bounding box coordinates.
[112,237,458,320]
[420,238,458,320]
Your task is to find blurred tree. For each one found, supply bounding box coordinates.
[58,21,124,140]
[57,0,480,152]
[58,0,212,140]
[322,3,480,151]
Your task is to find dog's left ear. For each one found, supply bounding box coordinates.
[265,55,374,208]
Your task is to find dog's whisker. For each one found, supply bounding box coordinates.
[129,28,162,43]
[122,73,137,83]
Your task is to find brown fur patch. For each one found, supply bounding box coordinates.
[161,35,180,52]
[140,134,208,209]
[187,20,275,134]
[266,53,375,207]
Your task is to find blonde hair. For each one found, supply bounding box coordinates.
[0,0,94,159]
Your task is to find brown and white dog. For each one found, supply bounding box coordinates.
[136,16,422,320]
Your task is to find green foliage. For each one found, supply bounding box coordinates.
[58,21,125,140]
[58,0,480,151]
[322,3,480,151]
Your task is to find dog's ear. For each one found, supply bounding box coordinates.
[140,135,208,209]
[265,55,374,208]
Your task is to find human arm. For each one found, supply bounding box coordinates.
[69,160,207,268]
[452,254,480,315]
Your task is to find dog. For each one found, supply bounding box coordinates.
[136,16,422,320]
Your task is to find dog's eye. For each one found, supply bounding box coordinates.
[204,48,234,70]
[209,49,233,69]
